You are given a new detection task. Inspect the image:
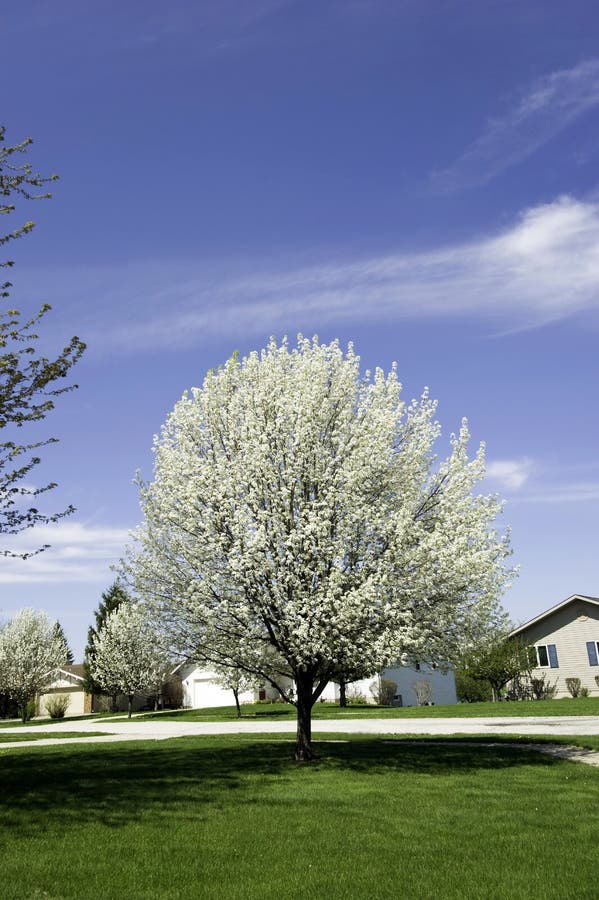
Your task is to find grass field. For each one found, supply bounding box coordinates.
[0,713,123,729]
[1,734,597,900]
[0,731,108,743]
[135,695,599,722]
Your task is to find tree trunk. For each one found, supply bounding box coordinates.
[21,701,28,724]
[127,695,133,719]
[339,680,347,708]
[111,692,118,713]
[233,688,241,719]
[295,674,316,762]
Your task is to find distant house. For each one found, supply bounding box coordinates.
[37,665,183,717]
[510,594,599,698]
[178,662,457,709]
[317,663,457,707]
[37,664,92,717]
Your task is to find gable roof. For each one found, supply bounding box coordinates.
[510,594,599,638]
[42,664,86,684]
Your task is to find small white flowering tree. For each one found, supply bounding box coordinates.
[0,608,67,722]
[90,602,170,718]
[125,336,513,759]
[213,667,260,718]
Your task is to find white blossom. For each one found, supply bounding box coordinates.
[0,608,67,721]
[124,336,513,756]
[90,602,170,716]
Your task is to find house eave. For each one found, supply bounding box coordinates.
[510,594,599,638]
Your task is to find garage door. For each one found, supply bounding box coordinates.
[193,679,234,708]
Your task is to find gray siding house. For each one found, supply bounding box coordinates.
[510,594,599,698]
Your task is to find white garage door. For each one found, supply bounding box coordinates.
[193,678,234,709]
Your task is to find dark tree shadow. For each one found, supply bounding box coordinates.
[0,736,561,837]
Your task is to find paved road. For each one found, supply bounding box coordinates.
[1,713,599,744]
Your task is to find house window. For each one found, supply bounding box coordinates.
[535,644,559,668]
[586,641,599,666]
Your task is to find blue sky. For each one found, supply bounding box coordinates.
[2,0,598,658]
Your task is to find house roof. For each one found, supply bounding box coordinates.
[46,664,85,683]
[510,594,599,638]
[62,664,86,680]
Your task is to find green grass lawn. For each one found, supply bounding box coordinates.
[1,734,597,900]
[0,712,126,728]
[0,731,109,743]
[136,695,599,723]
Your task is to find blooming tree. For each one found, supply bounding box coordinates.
[0,608,67,721]
[0,127,85,556]
[213,667,260,718]
[125,336,513,759]
[83,580,130,703]
[90,602,170,718]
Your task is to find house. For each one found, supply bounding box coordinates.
[37,665,183,717]
[178,662,457,708]
[510,594,599,698]
[37,664,93,717]
[317,663,457,707]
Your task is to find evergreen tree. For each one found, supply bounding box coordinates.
[83,581,129,700]
[52,620,74,665]
[1,126,85,557]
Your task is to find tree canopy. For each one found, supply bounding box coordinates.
[83,581,130,696]
[89,601,170,718]
[125,336,513,759]
[460,634,535,701]
[0,607,67,721]
[0,126,85,557]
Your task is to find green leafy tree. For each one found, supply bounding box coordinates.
[1,126,85,558]
[461,636,534,702]
[454,668,492,703]
[83,581,130,705]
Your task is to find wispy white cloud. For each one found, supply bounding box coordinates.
[0,522,130,584]
[484,458,599,504]
[513,482,599,504]
[86,194,599,350]
[486,458,534,490]
[432,59,599,191]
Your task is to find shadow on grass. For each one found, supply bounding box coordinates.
[0,736,558,836]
